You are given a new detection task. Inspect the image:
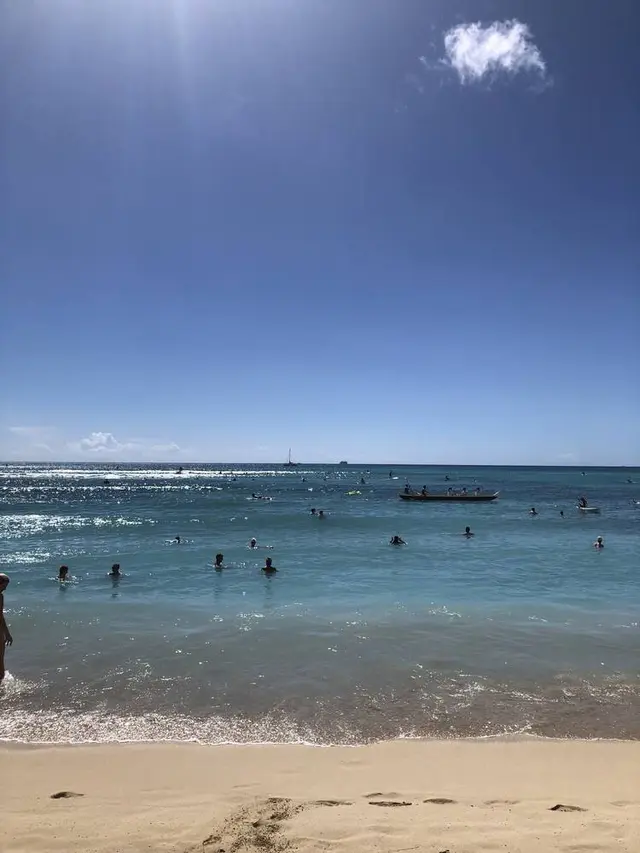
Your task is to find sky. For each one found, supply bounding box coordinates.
[1,0,638,465]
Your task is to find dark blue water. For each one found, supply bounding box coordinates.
[1,463,639,743]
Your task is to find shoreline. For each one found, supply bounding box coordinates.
[3,739,639,852]
[2,730,640,749]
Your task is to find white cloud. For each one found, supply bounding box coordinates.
[78,431,128,453]
[443,19,546,84]
[69,432,183,459]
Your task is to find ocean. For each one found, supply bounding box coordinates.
[1,463,638,744]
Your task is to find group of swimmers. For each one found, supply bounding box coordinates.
[389,527,475,545]
[57,563,123,581]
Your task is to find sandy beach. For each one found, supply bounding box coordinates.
[2,739,639,852]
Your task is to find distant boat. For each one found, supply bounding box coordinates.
[399,491,499,502]
[339,460,349,466]
[284,449,298,468]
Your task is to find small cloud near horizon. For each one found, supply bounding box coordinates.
[67,431,185,459]
[442,19,546,84]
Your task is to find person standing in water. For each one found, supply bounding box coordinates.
[214,553,224,569]
[109,563,121,577]
[262,557,277,575]
[0,574,12,681]
[462,526,474,538]
[58,565,69,581]
[593,536,604,549]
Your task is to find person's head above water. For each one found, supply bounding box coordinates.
[58,565,69,579]
[250,538,257,548]
[215,553,224,566]
[465,527,471,534]
[174,535,181,543]
[0,573,9,590]
[110,563,121,576]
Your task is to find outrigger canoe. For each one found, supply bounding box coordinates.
[399,491,499,502]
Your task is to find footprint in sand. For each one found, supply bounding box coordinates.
[365,792,401,799]
[51,791,84,799]
[485,799,519,806]
[314,800,353,807]
[369,800,413,807]
[424,798,456,805]
[549,803,587,812]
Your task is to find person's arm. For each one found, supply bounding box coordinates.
[0,594,12,646]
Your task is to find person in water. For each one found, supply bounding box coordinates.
[109,563,121,577]
[0,573,12,681]
[249,538,258,549]
[560,510,564,518]
[593,536,604,549]
[462,526,474,538]
[389,535,406,545]
[530,507,538,515]
[262,557,277,574]
[421,485,429,496]
[174,536,181,544]
[318,510,326,519]
[578,496,588,508]
[58,565,69,581]
[310,508,317,515]
[214,553,224,569]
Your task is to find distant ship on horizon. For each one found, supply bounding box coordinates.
[284,448,298,467]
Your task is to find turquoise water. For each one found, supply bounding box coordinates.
[1,463,639,744]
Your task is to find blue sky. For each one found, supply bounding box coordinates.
[2,0,638,465]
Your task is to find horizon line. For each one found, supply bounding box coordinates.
[1,461,638,469]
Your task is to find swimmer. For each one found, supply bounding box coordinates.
[389,535,406,545]
[249,538,258,549]
[560,510,564,518]
[310,507,317,515]
[58,565,69,581]
[214,553,224,569]
[173,535,181,544]
[593,536,604,549]
[462,526,474,538]
[318,510,326,519]
[530,507,538,516]
[262,557,277,574]
[360,477,366,485]
[0,573,12,681]
[108,563,121,577]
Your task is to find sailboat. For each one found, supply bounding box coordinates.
[284,448,298,468]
